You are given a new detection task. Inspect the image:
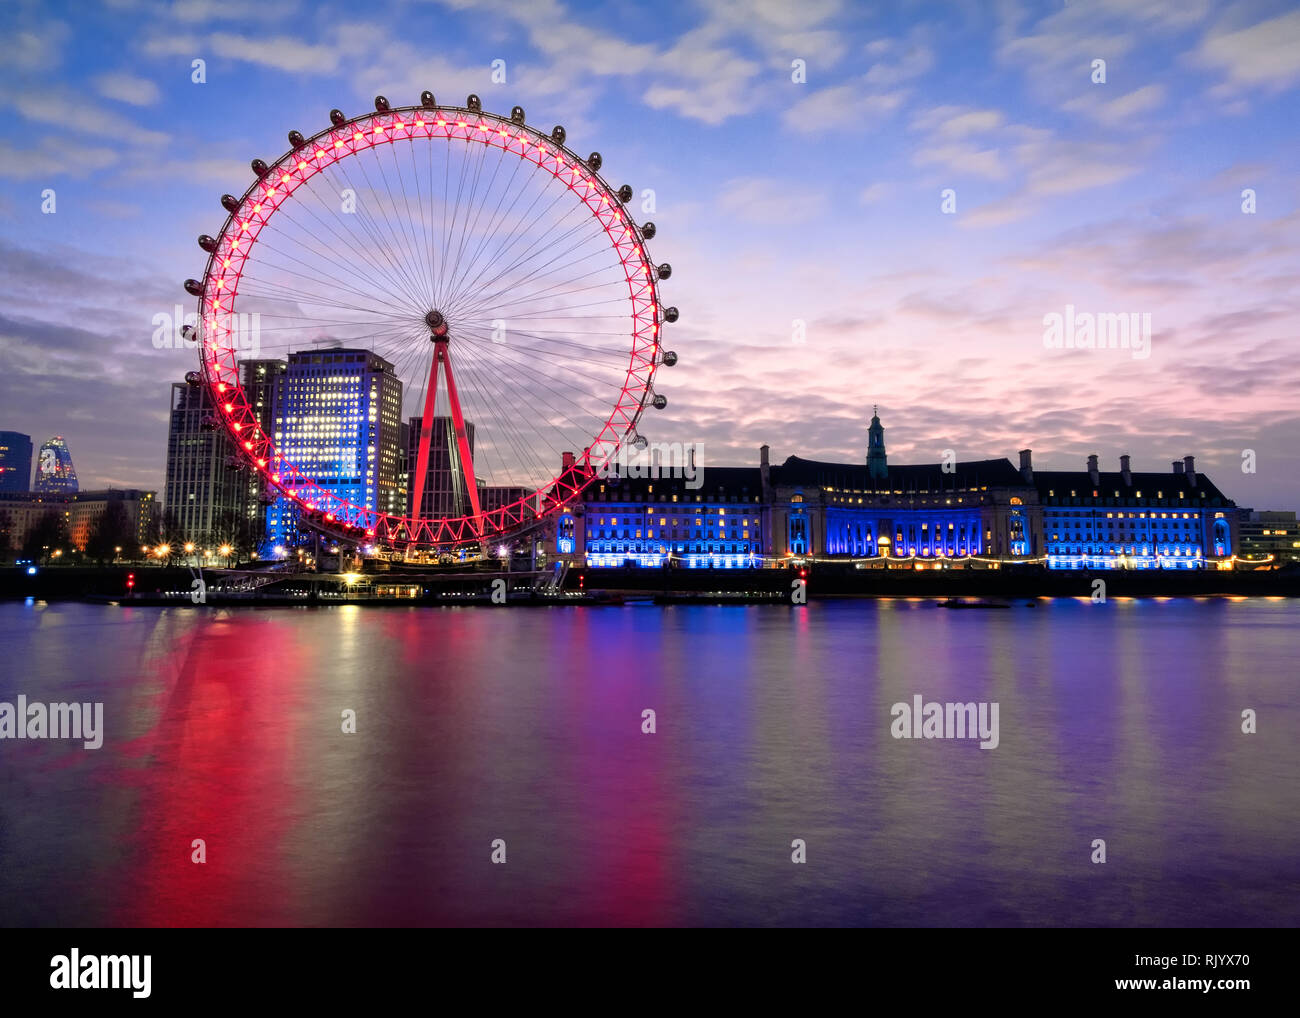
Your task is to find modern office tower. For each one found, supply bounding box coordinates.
[406,415,475,520]
[267,349,402,547]
[33,435,78,493]
[239,359,287,543]
[163,382,246,546]
[0,431,33,493]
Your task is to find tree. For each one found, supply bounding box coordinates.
[86,501,133,565]
[143,509,183,565]
[23,510,69,564]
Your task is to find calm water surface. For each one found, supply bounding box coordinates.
[1,598,1297,927]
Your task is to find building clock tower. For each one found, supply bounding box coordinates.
[867,406,888,483]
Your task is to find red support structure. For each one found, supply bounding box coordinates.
[410,337,482,536]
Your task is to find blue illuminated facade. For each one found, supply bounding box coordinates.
[562,412,1240,570]
[1035,455,1236,570]
[267,349,403,548]
[579,467,765,568]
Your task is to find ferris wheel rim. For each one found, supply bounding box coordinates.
[190,96,667,548]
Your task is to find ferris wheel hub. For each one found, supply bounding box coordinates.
[424,309,449,339]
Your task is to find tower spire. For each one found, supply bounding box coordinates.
[867,405,887,482]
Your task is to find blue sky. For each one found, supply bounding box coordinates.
[2,0,1299,508]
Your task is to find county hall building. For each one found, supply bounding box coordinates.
[564,410,1240,571]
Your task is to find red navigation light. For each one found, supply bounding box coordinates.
[126,573,136,590]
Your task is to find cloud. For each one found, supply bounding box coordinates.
[782,82,906,133]
[911,106,1006,139]
[209,32,342,73]
[1062,84,1166,125]
[5,89,169,146]
[1196,8,1300,91]
[718,177,826,225]
[94,71,161,106]
[0,139,118,179]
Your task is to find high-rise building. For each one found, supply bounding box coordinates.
[240,359,287,544]
[268,349,402,547]
[0,431,33,493]
[33,435,78,494]
[406,415,475,519]
[163,382,246,546]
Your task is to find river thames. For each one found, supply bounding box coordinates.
[1,597,1297,927]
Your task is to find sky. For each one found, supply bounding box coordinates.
[1,0,1299,509]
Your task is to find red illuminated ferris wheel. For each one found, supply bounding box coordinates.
[184,92,678,549]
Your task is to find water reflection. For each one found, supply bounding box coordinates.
[1,599,1297,927]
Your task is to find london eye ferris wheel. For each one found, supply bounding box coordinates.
[183,91,678,551]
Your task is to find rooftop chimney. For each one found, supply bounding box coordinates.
[1120,454,1132,487]
[1184,455,1197,487]
[1087,453,1099,486]
[760,444,770,468]
[1018,449,1033,483]
[1173,460,1184,474]
[760,444,772,498]
[562,451,575,473]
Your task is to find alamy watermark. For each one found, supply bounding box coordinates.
[596,441,704,490]
[890,695,999,749]
[1043,304,1150,360]
[1,695,103,749]
[151,304,261,357]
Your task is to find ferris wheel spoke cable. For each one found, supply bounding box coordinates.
[436,136,484,308]
[283,171,431,315]
[443,140,499,308]
[443,346,553,489]
[452,322,631,363]
[452,195,598,313]
[320,158,431,312]
[450,337,596,484]
[342,143,440,308]
[444,172,585,313]
[326,159,434,312]
[234,252,417,320]
[279,172,426,318]
[461,260,625,323]
[453,325,624,425]
[377,134,437,306]
[440,146,531,309]
[254,213,424,316]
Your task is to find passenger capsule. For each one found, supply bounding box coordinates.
[221,194,240,213]
[184,278,205,297]
[551,125,566,145]
[617,184,633,203]
[661,350,678,366]
[656,263,672,280]
[652,394,668,410]
[374,95,390,112]
[511,105,525,124]
[663,306,679,323]
[640,221,655,240]
[466,94,482,112]
[420,90,436,108]
[288,129,306,149]
[198,234,218,253]
[330,108,346,126]
[587,152,602,171]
